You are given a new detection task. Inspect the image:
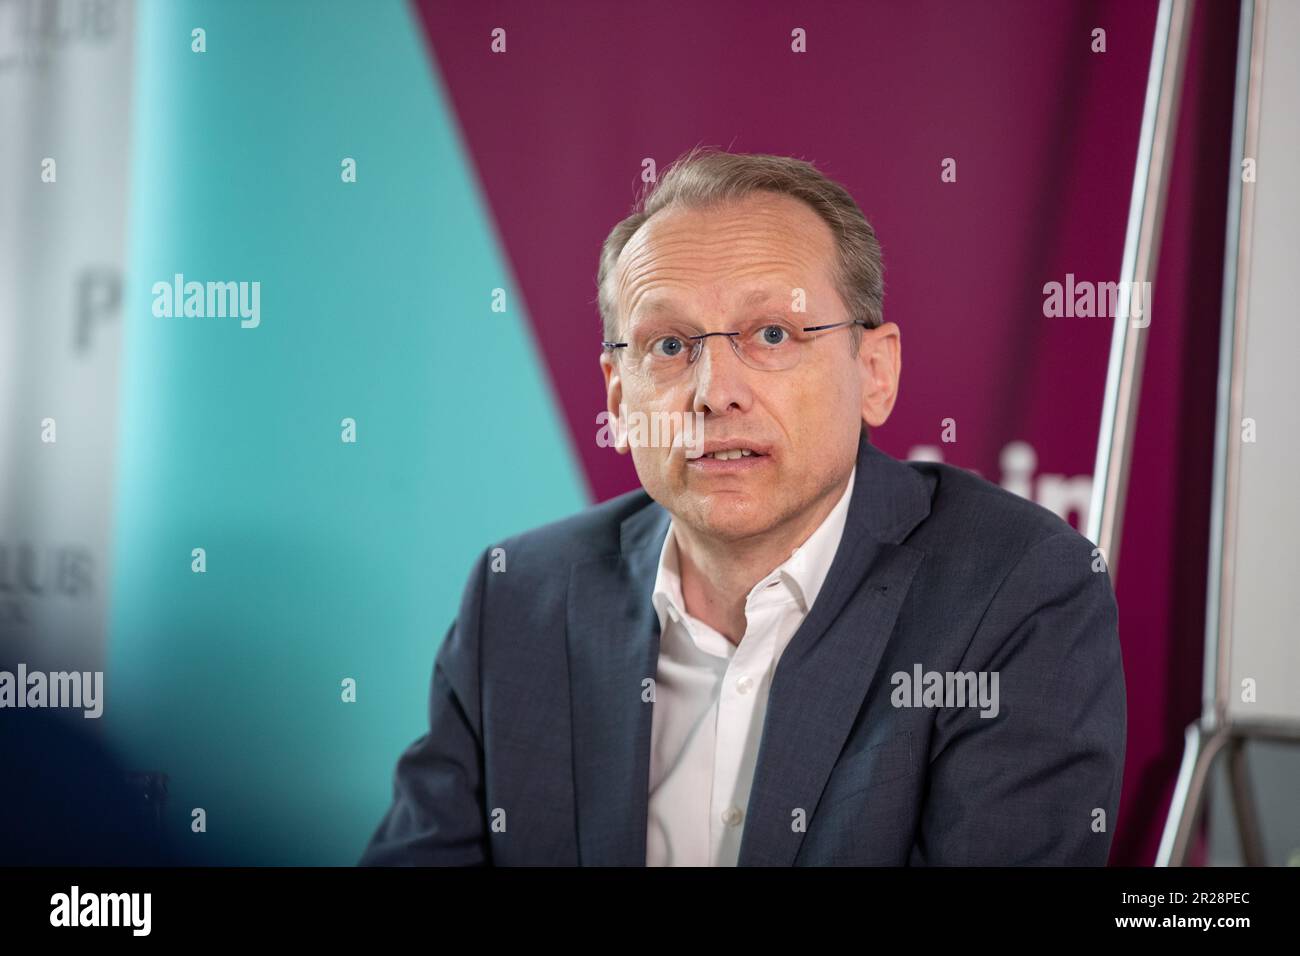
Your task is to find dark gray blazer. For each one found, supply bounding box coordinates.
[360,429,1126,866]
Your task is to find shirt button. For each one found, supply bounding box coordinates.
[722,806,744,827]
[736,675,754,695]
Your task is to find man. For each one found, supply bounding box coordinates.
[359,148,1126,866]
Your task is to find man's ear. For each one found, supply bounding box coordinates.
[858,322,901,428]
[600,352,630,454]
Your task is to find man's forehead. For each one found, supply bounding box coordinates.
[625,195,827,260]
[614,195,837,323]
[632,287,783,318]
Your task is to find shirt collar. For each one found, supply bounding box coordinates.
[651,464,857,632]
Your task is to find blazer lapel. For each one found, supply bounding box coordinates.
[567,500,669,866]
[738,433,932,865]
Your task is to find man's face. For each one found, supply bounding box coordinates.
[600,191,900,543]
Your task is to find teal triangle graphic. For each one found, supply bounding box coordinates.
[108,0,586,865]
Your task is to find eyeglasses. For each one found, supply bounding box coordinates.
[602,317,869,384]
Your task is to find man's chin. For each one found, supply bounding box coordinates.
[676,497,776,544]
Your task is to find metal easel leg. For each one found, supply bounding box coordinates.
[1156,722,1228,866]
[1226,734,1265,865]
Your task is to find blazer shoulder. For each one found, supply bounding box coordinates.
[905,458,1092,560]
[489,485,659,571]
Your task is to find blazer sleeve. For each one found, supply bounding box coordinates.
[908,530,1127,866]
[357,550,491,866]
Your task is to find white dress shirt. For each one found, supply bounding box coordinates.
[645,465,857,866]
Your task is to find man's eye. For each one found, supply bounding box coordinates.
[651,336,687,358]
[755,324,791,346]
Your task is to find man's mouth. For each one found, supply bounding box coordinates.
[685,443,773,471]
[700,448,762,460]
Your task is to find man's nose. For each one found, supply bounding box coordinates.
[691,334,752,415]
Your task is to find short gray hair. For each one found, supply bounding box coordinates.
[596,147,884,346]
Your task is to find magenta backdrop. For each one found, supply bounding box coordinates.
[413,0,1238,865]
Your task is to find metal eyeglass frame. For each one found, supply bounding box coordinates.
[601,318,870,370]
